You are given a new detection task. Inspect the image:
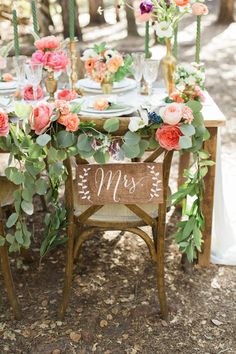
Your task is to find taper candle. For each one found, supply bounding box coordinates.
[13,10,20,57]
[145,21,150,59]
[69,0,75,40]
[195,15,201,64]
[31,0,39,36]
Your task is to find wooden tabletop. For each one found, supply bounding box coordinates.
[202,92,226,128]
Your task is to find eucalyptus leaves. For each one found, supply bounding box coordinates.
[0,97,211,261]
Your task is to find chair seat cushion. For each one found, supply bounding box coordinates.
[73,180,171,222]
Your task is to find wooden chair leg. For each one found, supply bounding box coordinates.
[58,221,75,320]
[0,245,21,320]
[155,214,168,320]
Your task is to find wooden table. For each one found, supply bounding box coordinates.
[178,93,226,267]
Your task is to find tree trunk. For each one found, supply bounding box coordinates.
[89,0,105,25]
[125,0,138,36]
[218,0,235,24]
[59,0,82,40]
[38,0,54,36]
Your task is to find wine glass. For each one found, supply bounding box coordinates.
[143,59,160,95]
[24,62,43,101]
[131,52,144,90]
[13,56,27,98]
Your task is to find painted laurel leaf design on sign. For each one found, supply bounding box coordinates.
[78,167,92,202]
[148,165,162,201]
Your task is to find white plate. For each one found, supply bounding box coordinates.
[0,81,17,90]
[79,106,136,118]
[77,78,136,94]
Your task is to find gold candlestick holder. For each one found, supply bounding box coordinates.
[70,40,78,92]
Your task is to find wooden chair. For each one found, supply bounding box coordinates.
[58,147,174,320]
[0,176,21,320]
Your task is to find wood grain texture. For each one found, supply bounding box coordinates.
[198,127,218,267]
[76,163,163,205]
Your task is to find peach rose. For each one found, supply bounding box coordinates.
[0,109,9,137]
[23,84,44,101]
[58,113,79,132]
[170,92,185,104]
[54,100,70,115]
[46,50,68,71]
[136,12,152,23]
[93,98,109,111]
[35,36,60,51]
[57,89,77,101]
[2,73,14,82]
[160,103,183,125]
[30,102,52,135]
[192,3,209,16]
[107,55,123,73]
[156,125,183,151]
[182,106,194,124]
[175,0,190,6]
[85,58,96,75]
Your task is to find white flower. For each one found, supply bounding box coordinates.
[128,115,149,132]
[104,49,115,61]
[81,49,100,61]
[186,75,196,85]
[155,21,173,39]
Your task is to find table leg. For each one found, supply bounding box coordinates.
[198,127,218,267]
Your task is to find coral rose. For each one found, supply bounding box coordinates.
[54,100,70,115]
[57,89,77,101]
[23,84,44,101]
[2,73,14,82]
[58,113,79,132]
[46,50,68,71]
[0,109,9,137]
[175,0,190,6]
[192,3,209,16]
[35,36,60,51]
[170,92,185,104]
[93,98,109,111]
[160,103,183,125]
[31,50,48,66]
[107,55,123,73]
[30,102,52,135]
[156,125,183,151]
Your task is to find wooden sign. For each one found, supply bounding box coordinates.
[76,163,163,205]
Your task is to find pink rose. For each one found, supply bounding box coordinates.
[0,109,10,137]
[35,36,60,51]
[46,50,68,71]
[195,85,205,102]
[156,125,183,151]
[2,73,14,82]
[160,103,183,125]
[29,102,53,135]
[0,56,6,70]
[58,113,79,132]
[57,89,77,101]
[31,50,48,65]
[182,106,194,124]
[54,100,70,115]
[192,3,209,16]
[23,84,44,101]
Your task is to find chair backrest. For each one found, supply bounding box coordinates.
[64,147,174,225]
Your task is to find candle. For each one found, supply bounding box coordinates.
[173,25,178,59]
[31,0,39,36]
[69,0,75,41]
[13,10,20,57]
[195,15,201,64]
[145,21,150,59]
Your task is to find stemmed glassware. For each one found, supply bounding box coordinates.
[24,62,43,101]
[13,56,27,98]
[143,59,160,96]
[131,52,144,91]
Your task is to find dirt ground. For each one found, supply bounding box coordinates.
[1,1,236,353]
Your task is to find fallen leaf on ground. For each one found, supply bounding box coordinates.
[211,319,223,326]
[69,331,81,343]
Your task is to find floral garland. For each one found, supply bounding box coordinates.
[0,91,213,261]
